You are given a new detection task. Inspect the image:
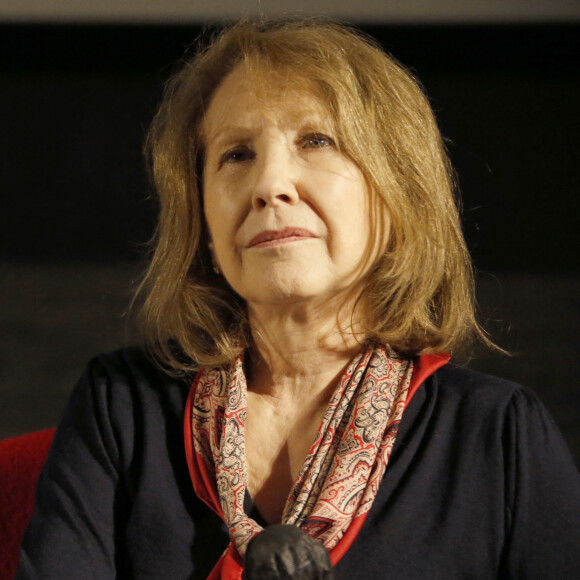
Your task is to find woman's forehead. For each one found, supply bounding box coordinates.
[201,63,334,144]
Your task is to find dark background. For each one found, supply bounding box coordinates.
[1,23,579,463]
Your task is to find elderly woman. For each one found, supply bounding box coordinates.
[17,18,579,580]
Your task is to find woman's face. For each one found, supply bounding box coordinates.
[202,64,386,309]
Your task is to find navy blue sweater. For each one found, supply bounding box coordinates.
[16,348,580,579]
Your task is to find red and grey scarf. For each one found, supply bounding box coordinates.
[184,344,448,579]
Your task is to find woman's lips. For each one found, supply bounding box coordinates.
[248,227,317,248]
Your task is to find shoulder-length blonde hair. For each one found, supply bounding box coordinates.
[137,18,489,372]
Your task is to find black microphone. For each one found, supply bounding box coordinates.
[243,524,334,580]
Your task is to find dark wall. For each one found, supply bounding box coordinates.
[1,23,579,271]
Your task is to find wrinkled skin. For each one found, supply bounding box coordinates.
[243,525,334,580]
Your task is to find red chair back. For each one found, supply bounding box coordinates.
[0,428,55,580]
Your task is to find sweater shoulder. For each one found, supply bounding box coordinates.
[426,363,534,415]
[69,346,194,435]
[434,363,522,392]
[85,345,193,393]
[90,345,165,376]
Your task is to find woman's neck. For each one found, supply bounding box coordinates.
[246,299,365,401]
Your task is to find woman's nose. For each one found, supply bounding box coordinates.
[250,148,300,210]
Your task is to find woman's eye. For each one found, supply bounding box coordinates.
[302,133,335,149]
[220,146,254,164]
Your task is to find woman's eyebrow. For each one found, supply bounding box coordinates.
[293,113,338,138]
[203,107,333,149]
[205,124,261,150]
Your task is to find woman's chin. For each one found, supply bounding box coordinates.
[241,277,329,307]
[241,279,360,313]
[245,286,319,307]
[225,261,363,309]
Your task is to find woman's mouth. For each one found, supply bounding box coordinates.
[248,227,317,248]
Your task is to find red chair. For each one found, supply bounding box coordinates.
[0,428,55,580]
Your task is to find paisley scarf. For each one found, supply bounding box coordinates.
[184,345,448,579]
